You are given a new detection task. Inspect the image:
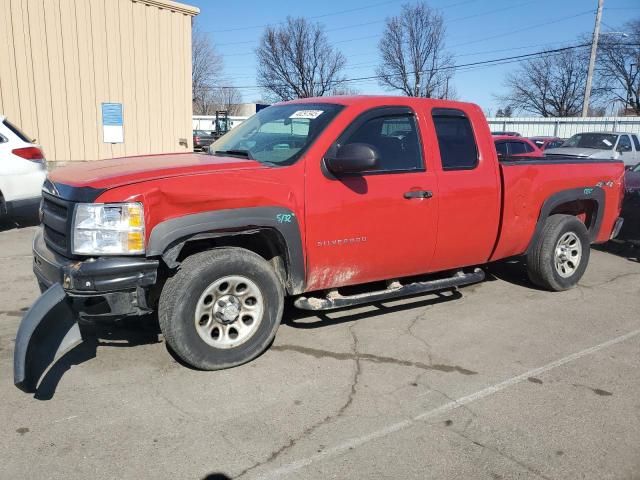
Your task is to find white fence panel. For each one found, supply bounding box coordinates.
[486,116,640,138]
[192,115,249,131]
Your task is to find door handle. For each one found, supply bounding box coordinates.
[404,190,433,199]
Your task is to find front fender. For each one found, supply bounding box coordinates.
[146,207,305,294]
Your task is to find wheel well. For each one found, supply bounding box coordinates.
[549,199,598,232]
[170,229,290,290]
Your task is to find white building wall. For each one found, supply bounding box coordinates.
[486,117,640,138]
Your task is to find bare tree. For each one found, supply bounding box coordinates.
[211,87,244,115]
[497,48,591,117]
[596,19,640,115]
[376,2,454,98]
[256,17,346,101]
[192,23,224,115]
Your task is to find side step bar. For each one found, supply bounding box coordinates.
[294,268,485,311]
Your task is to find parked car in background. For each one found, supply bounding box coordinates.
[490,130,521,136]
[625,162,640,196]
[621,162,640,240]
[529,136,565,150]
[193,130,215,152]
[545,132,640,166]
[0,115,47,217]
[493,135,543,158]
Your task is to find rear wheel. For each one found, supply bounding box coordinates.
[527,214,590,291]
[159,248,284,370]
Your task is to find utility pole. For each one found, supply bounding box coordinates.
[582,0,604,117]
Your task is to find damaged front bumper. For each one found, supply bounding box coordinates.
[14,284,81,392]
[14,229,159,392]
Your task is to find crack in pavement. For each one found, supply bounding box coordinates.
[271,344,477,376]
[405,310,435,365]
[580,271,640,289]
[236,325,363,479]
[446,427,553,480]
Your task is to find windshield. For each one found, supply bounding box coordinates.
[209,103,343,165]
[563,133,618,150]
[633,163,640,172]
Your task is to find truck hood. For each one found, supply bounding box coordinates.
[544,147,616,159]
[48,153,268,190]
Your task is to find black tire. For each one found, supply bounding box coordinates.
[159,247,284,370]
[527,214,590,291]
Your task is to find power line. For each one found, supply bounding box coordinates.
[203,43,596,91]
[221,41,581,81]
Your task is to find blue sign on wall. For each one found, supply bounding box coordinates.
[102,103,123,126]
[101,102,124,143]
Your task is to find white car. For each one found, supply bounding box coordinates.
[544,132,640,167]
[0,115,47,216]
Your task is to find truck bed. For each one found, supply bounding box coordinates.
[490,157,625,261]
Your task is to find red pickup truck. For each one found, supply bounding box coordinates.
[14,96,625,392]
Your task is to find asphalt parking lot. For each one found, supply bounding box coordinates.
[1,220,640,480]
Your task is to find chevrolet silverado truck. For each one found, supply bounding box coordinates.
[14,96,625,392]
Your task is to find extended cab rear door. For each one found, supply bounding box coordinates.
[425,107,502,271]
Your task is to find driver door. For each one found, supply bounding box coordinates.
[304,106,438,291]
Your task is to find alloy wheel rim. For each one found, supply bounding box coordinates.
[554,232,582,278]
[194,275,264,349]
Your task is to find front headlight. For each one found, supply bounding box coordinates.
[72,203,145,255]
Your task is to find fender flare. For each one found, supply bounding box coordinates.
[527,186,605,254]
[146,207,305,294]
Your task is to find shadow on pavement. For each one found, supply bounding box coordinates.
[201,474,232,480]
[283,290,463,329]
[594,240,640,263]
[34,316,161,400]
[483,258,547,290]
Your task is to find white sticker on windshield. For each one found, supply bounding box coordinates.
[289,110,324,119]
[602,139,612,146]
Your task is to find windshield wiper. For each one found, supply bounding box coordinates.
[214,149,253,159]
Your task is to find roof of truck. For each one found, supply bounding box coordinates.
[278,95,479,111]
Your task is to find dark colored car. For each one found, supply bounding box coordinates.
[193,130,215,151]
[621,163,640,240]
[529,136,565,150]
[625,162,640,194]
[493,135,543,158]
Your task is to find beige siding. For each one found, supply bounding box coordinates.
[0,0,197,162]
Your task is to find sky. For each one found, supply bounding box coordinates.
[189,0,639,115]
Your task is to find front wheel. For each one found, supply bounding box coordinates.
[527,214,591,291]
[159,248,284,370]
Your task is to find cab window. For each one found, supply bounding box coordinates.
[508,141,527,155]
[341,113,423,172]
[432,110,478,170]
[495,141,508,157]
[617,135,632,152]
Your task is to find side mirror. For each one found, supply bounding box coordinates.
[325,143,379,174]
